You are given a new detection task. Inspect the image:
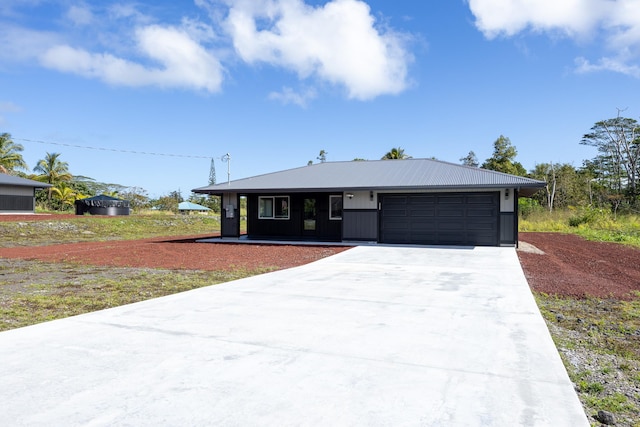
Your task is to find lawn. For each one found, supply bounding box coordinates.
[522,209,640,426]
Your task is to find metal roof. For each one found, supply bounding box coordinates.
[178,201,210,211]
[193,159,546,196]
[0,173,52,189]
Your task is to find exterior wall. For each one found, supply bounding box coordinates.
[342,191,377,241]
[499,188,517,246]
[221,193,240,237]
[239,187,520,245]
[344,191,376,210]
[500,188,515,212]
[342,188,518,245]
[247,193,342,241]
[0,185,35,213]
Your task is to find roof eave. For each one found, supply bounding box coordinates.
[193,182,546,195]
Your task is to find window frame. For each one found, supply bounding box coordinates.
[329,195,343,220]
[258,195,290,220]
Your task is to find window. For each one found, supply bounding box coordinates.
[259,196,289,219]
[329,195,343,220]
[259,197,273,218]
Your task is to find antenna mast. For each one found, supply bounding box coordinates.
[221,153,231,185]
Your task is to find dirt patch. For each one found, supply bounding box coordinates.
[0,236,349,272]
[0,214,83,221]
[518,232,640,299]
[1,228,637,298]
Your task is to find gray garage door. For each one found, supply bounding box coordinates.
[379,192,499,246]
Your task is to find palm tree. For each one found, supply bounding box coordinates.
[0,133,28,174]
[381,147,412,160]
[51,183,79,210]
[33,152,73,207]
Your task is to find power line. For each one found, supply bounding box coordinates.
[15,137,223,160]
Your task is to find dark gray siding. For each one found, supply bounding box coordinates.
[342,210,377,241]
[0,195,34,212]
[379,192,499,246]
[500,212,516,245]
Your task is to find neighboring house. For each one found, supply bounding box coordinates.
[0,173,51,214]
[192,159,546,247]
[178,201,211,214]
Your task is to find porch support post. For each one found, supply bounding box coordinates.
[221,193,240,238]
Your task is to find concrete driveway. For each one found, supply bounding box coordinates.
[0,246,588,426]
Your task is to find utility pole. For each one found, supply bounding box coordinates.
[222,153,231,185]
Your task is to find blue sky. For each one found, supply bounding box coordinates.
[1,0,639,198]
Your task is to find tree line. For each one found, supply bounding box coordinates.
[0,133,216,213]
[2,111,639,214]
[458,113,640,215]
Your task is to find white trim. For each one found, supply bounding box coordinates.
[329,195,343,220]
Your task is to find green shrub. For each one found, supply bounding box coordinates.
[518,198,543,219]
[568,207,605,227]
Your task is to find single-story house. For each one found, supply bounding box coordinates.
[192,159,546,247]
[0,173,52,214]
[178,201,211,214]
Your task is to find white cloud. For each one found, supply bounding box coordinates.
[0,101,21,112]
[224,0,412,100]
[66,5,93,26]
[268,86,317,107]
[0,26,61,62]
[40,25,224,93]
[1,1,412,100]
[467,0,640,78]
[107,3,152,24]
[575,56,640,78]
[0,101,22,125]
[467,0,605,38]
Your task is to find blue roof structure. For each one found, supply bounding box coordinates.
[178,201,211,211]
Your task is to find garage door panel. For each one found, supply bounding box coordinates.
[468,197,495,205]
[382,210,408,219]
[437,195,464,204]
[438,208,464,217]
[467,208,495,217]
[382,219,409,230]
[438,220,465,231]
[380,192,499,246]
[467,232,497,246]
[385,195,408,203]
[411,223,437,232]
[410,233,437,243]
[409,195,436,204]
[409,208,435,217]
[436,233,466,245]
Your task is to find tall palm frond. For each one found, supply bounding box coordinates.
[0,133,28,174]
[33,152,73,207]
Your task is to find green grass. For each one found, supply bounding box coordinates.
[524,210,640,425]
[0,260,272,331]
[535,292,640,425]
[520,209,640,247]
[0,214,221,247]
